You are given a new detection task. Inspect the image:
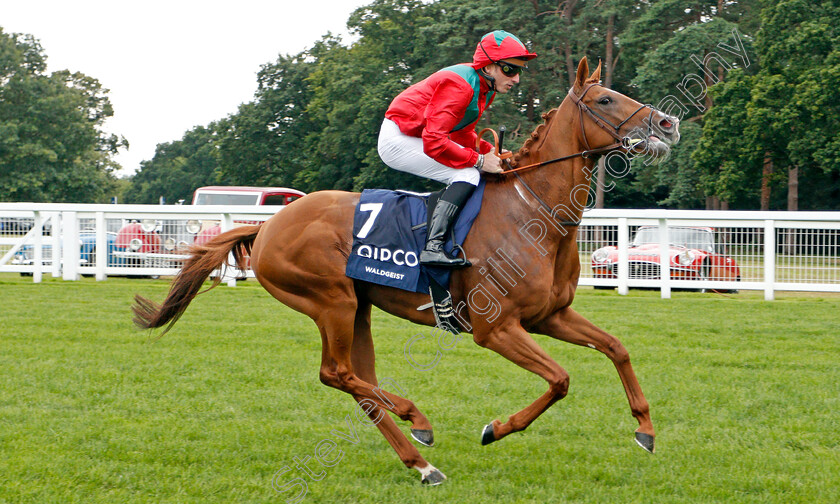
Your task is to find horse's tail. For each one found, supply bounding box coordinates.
[132,224,263,335]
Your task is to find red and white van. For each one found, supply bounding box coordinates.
[113,186,305,267]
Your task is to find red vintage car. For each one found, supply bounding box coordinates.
[591,226,741,286]
[114,222,162,256]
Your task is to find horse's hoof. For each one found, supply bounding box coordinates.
[421,469,447,486]
[635,432,655,453]
[480,423,497,446]
[410,429,435,447]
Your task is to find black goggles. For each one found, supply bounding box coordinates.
[498,62,524,77]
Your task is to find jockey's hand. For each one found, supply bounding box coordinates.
[481,151,505,174]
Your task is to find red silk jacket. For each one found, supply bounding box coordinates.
[385,64,495,169]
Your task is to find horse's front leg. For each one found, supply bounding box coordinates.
[533,306,655,453]
[472,319,570,445]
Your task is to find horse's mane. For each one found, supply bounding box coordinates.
[512,108,558,167]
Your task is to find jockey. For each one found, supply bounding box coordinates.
[378,30,537,268]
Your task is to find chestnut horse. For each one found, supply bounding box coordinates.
[133,57,680,485]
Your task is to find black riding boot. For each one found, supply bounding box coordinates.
[419,182,476,268]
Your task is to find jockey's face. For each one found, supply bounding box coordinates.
[484,62,521,94]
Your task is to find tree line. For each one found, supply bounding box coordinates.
[3,0,839,210]
[0,28,125,203]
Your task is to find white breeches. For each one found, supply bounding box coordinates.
[377,119,480,186]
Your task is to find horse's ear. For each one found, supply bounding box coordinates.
[589,59,602,83]
[575,57,589,89]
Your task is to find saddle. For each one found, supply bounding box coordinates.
[345,183,486,333]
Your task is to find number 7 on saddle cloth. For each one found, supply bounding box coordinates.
[345,181,486,293]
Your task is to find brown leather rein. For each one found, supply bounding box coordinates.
[476,82,653,175]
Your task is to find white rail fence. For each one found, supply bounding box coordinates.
[0,203,276,287]
[577,209,840,300]
[2,203,839,300]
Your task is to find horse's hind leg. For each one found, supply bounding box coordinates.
[318,303,444,484]
[350,299,435,446]
[533,306,655,453]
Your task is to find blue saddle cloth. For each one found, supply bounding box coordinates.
[345,181,485,293]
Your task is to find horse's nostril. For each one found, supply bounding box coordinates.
[660,118,673,129]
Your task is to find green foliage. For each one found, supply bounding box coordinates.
[623,1,760,208]
[691,0,840,209]
[631,18,750,112]
[7,1,840,209]
[0,28,124,203]
[630,120,705,208]
[216,52,318,188]
[125,125,222,204]
[692,69,763,205]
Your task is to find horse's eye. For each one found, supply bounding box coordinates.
[598,97,612,105]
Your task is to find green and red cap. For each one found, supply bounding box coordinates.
[471,30,537,70]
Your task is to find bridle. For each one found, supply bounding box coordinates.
[480,82,661,225]
[489,82,656,175]
[568,82,652,157]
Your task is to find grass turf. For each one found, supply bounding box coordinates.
[1,273,838,503]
